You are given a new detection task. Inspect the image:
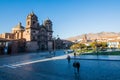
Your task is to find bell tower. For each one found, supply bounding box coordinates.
[43,18,53,41]
[25,12,39,41]
[43,18,53,51]
[26,12,38,28]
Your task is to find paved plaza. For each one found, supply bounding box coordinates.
[0,50,120,80]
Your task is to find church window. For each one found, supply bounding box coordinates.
[37,35,40,39]
[33,31,35,33]
[6,36,8,38]
[9,35,11,38]
[27,31,29,33]
[33,21,35,24]
[32,36,35,40]
[28,21,29,25]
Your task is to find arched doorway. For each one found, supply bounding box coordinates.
[41,45,45,51]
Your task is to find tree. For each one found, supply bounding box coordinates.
[90,42,96,51]
[79,43,86,53]
[90,41,100,53]
[70,43,79,50]
[86,45,92,52]
[101,42,107,50]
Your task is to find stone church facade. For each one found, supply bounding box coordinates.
[0,12,54,52]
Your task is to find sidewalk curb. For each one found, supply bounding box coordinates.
[71,58,120,61]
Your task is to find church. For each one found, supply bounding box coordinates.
[0,12,54,52]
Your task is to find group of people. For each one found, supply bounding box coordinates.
[73,61,80,73]
[67,52,80,74]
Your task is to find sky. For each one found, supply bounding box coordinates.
[0,0,120,39]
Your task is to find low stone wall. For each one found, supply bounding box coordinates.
[26,41,38,52]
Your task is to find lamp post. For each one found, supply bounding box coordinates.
[53,37,56,56]
[95,39,99,58]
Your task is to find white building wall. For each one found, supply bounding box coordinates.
[107,42,120,48]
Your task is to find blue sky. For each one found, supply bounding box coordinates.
[0,0,120,39]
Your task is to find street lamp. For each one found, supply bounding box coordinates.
[53,37,56,56]
[95,39,99,58]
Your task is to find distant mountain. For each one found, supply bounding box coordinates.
[66,32,120,41]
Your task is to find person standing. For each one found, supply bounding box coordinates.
[76,62,80,73]
[74,52,76,57]
[67,55,71,63]
[73,61,80,74]
[73,61,77,74]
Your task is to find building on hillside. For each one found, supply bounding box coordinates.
[107,40,120,48]
[82,34,87,43]
[0,12,54,52]
[78,34,92,43]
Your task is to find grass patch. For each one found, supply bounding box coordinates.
[82,51,120,55]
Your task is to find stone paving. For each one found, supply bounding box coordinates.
[0,50,120,80]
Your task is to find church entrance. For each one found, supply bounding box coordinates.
[37,42,45,51]
[38,41,47,51]
[41,45,45,51]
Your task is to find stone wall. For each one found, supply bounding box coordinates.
[26,41,38,52]
[48,41,53,50]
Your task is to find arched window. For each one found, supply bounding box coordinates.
[33,21,35,24]
[28,21,29,25]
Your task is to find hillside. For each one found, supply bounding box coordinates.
[66,32,120,41]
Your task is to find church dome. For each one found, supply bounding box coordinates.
[12,22,24,31]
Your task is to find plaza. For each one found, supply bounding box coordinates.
[0,50,120,80]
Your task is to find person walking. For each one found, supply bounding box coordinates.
[73,61,77,74]
[67,55,71,63]
[73,61,80,74]
[74,52,76,57]
[76,62,80,73]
